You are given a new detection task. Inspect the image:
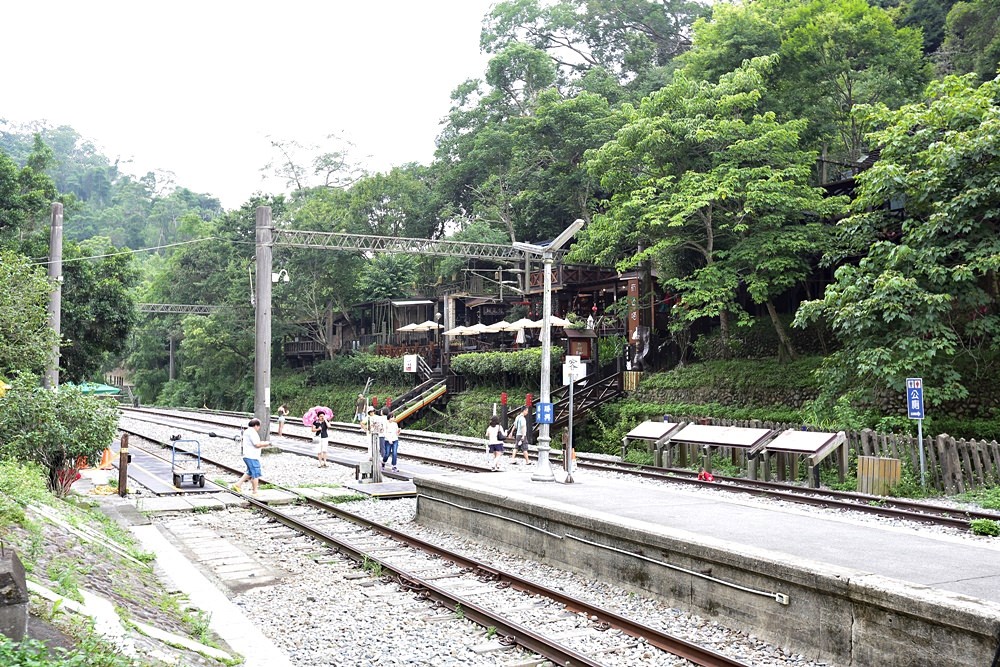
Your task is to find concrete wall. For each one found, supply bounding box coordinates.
[0,550,28,642]
[415,477,1000,666]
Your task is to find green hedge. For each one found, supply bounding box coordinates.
[450,348,563,386]
[639,357,822,392]
[308,353,407,386]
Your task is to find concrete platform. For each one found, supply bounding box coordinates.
[414,469,1000,667]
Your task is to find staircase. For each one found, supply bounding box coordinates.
[505,361,625,438]
[390,356,447,424]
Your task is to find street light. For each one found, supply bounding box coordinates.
[514,219,586,483]
[434,310,442,370]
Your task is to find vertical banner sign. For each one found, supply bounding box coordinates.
[906,377,926,488]
[906,378,924,419]
[626,278,640,340]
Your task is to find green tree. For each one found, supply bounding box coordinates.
[941,0,1000,81]
[482,0,708,92]
[58,237,139,382]
[581,56,844,357]
[0,382,118,496]
[357,253,420,302]
[0,250,58,378]
[795,74,1000,404]
[682,0,929,164]
[0,137,59,239]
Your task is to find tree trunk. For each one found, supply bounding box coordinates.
[766,299,798,362]
[719,310,731,359]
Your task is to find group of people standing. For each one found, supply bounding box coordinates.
[485,407,530,470]
[359,394,402,472]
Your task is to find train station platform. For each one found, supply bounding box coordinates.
[413,468,1000,667]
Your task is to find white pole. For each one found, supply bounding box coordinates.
[918,419,925,488]
[565,371,575,484]
[531,250,556,482]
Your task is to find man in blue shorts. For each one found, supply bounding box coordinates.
[233,418,270,495]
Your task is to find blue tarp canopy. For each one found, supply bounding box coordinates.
[67,382,121,396]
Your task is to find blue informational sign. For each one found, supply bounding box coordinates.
[906,377,924,420]
[536,402,554,424]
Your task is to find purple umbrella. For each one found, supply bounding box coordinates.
[302,405,333,426]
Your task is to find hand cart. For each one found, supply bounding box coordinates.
[170,436,206,488]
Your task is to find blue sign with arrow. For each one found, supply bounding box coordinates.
[906,378,924,420]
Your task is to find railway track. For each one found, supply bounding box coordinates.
[120,406,1000,531]
[118,424,750,667]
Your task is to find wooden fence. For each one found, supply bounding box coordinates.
[673,414,1000,494]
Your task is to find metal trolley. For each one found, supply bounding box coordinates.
[169,435,206,488]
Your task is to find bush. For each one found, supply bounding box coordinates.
[0,382,118,496]
[970,519,1000,537]
[450,348,563,386]
[0,460,49,525]
[639,358,822,393]
[309,353,406,386]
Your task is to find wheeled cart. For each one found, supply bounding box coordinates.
[170,437,206,488]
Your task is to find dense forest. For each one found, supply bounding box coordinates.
[2,0,1000,424]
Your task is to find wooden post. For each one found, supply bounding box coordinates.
[117,434,129,497]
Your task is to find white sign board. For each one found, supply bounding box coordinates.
[563,356,583,386]
[403,355,418,373]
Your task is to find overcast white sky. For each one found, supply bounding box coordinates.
[2,1,496,209]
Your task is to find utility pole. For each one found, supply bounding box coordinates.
[43,203,63,390]
[254,207,273,427]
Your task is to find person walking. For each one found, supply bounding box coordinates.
[382,414,401,472]
[485,415,507,471]
[276,404,288,436]
[509,407,530,466]
[312,411,330,467]
[354,394,367,422]
[233,418,269,495]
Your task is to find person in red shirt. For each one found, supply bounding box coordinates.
[697,467,715,482]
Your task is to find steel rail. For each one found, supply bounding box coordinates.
[122,407,999,530]
[118,425,747,667]
[120,409,486,473]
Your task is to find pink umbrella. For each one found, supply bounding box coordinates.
[302,405,333,426]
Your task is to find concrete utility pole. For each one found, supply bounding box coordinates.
[513,219,586,483]
[43,203,63,390]
[254,207,273,427]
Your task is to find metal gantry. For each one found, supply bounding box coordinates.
[138,304,222,315]
[272,229,567,262]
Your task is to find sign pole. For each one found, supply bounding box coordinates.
[917,418,925,489]
[906,378,926,489]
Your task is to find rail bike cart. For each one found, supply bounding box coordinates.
[169,435,206,488]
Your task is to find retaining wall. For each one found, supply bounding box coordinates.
[415,476,1000,666]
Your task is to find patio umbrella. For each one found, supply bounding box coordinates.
[443,326,471,336]
[465,322,492,334]
[548,316,573,328]
[511,317,540,329]
[302,405,333,426]
[414,320,443,331]
[396,323,420,332]
[488,320,523,332]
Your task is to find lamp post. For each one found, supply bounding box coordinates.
[514,219,586,483]
[434,310,442,369]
